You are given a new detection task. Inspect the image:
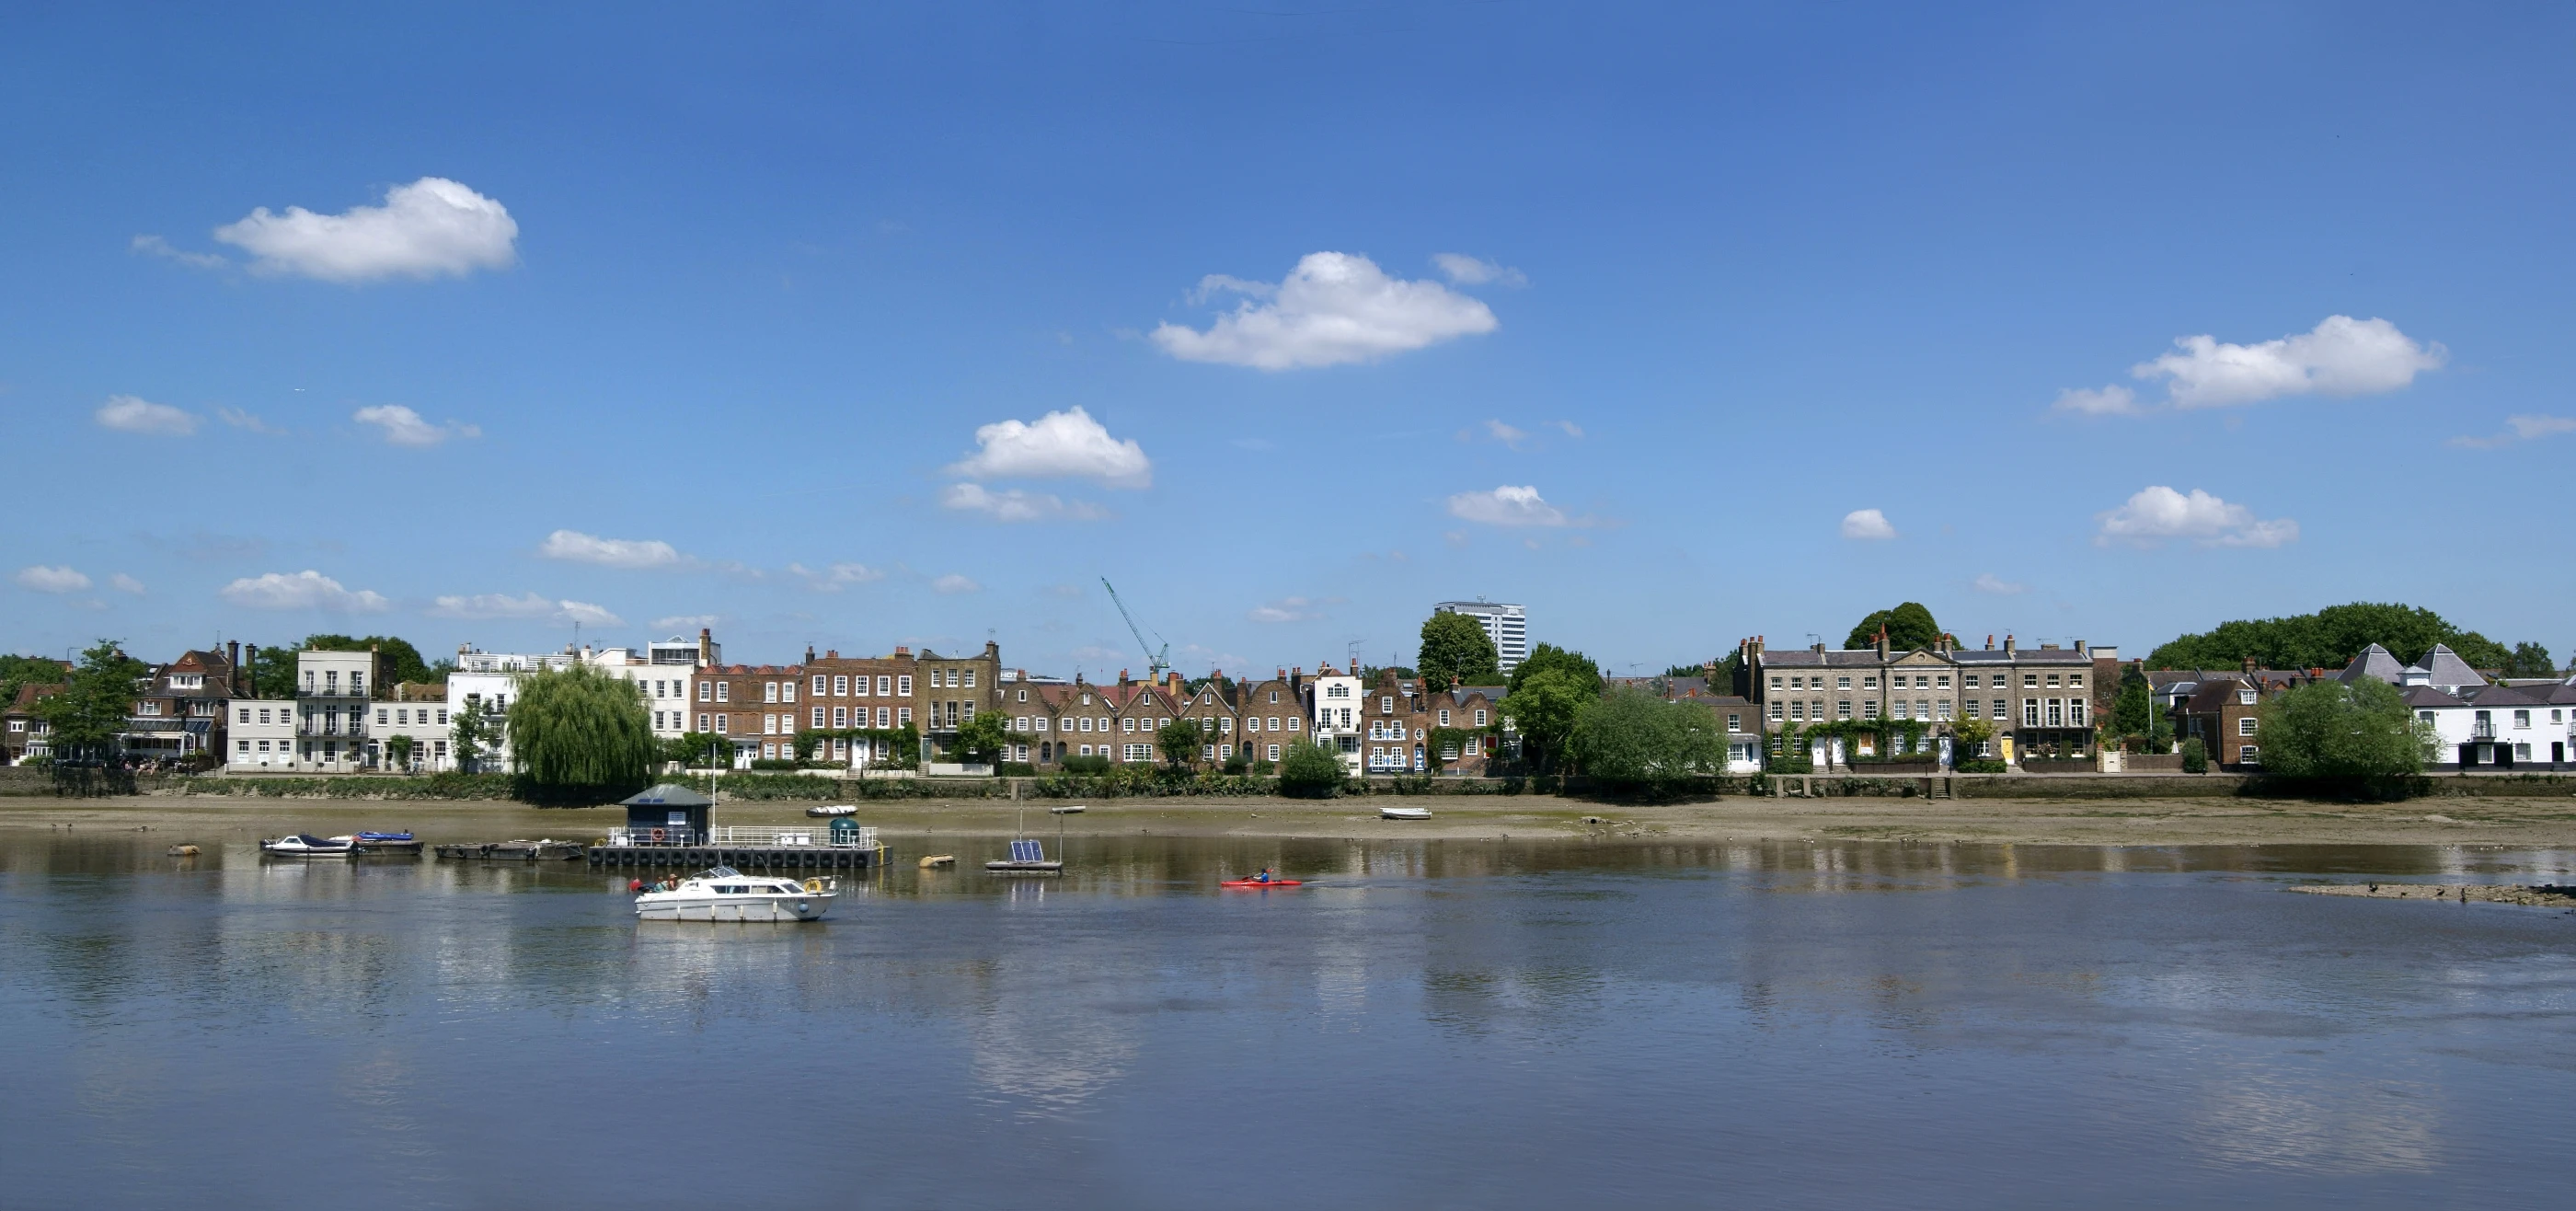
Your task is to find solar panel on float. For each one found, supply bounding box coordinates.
[1010,840,1043,862]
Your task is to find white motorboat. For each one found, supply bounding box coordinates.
[261,834,356,857]
[634,865,836,922]
[1047,804,1086,814]
[1379,806,1433,821]
[805,804,858,817]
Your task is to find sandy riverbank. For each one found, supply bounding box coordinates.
[7,791,2576,848]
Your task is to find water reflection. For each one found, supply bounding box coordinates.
[5,830,2575,1206]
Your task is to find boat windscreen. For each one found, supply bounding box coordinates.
[702,865,742,879]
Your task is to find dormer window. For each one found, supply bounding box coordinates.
[2237,689,2256,706]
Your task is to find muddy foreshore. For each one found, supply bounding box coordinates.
[7,791,2576,849]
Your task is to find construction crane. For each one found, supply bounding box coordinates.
[1099,578,1170,679]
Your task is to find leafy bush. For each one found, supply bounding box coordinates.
[997,762,1037,777]
[1222,754,1250,775]
[1061,754,1110,775]
[1568,688,1722,794]
[748,758,801,771]
[1277,740,1345,798]
[1955,757,2009,773]
[2180,737,2208,774]
[2253,677,2427,778]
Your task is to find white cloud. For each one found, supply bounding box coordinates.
[96,395,198,436]
[1972,572,2028,595]
[427,592,619,627]
[15,565,91,594]
[2095,486,2298,549]
[1151,251,1500,370]
[538,530,685,569]
[1432,253,1528,287]
[216,407,284,434]
[2133,316,2444,409]
[213,177,519,283]
[939,482,1108,523]
[1484,419,1529,447]
[652,614,720,630]
[2448,414,2576,450]
[130,234,228,270]
[354,404,478,447]
[2052,385,2140,416]
[109,573,145,594]
[946,406,1150,488]
[558,600,623,627]
[1840,509,1897,540]
[1554,421,1584,439]
[1248,596,1323,624]
[788,561,884,592]
[1445,485,1568,527]
[219,570,391,612]
[931,573,981,595]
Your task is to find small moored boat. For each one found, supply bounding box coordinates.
[261,834,356,857]
[1048,804,1087,814]
[1379,806,1433,821]
[338,831,422,855]
[805,804,858,818]
[634,866,836,922]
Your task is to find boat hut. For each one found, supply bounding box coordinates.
[621,783,715,845]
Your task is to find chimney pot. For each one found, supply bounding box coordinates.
[895,646,909,657]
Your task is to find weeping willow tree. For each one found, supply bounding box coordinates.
[506,663,655,800]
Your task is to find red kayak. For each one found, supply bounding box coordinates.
[1222,878,1303,888]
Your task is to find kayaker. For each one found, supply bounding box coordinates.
[1255,867,1275,883]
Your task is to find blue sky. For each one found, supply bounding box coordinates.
[5,3,2570,675]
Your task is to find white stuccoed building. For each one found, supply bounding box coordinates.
[1308,661,1364,775]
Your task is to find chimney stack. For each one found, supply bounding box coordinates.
[2242,654,2257,675]
[805,645,816,665]
[243,643,258,697]
[1985,634,1994,651]
[2075,640,2087,655]
[698,628,714,663]
[226,640,241,693]
[895,646,910,657]
[2004,634,2017,656]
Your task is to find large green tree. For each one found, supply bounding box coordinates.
[1417,611,1501,691]
[504,663,654,794]
[951,709,1021,767]
[1507,642,1602,697]
[2251,677,2429,778]
[2145,602,2524,672]
[1500,669,1593,773]
[2504,641,2557,678]
[1568,689,1724,791]
[450,698,496,773]
[1156,719,1205,767]
[2108,664,2170,748]
[1846,603,1941,652]
[1276,739,1344,798]
[34,640,147,762]
[0,653,70,710]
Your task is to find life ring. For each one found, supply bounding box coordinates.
[649,827,666,842]
[802,878,823,894]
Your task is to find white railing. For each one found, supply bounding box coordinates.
[712,825,878,848]
[605,825,878,848]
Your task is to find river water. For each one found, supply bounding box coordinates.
[3,833,2572,1208]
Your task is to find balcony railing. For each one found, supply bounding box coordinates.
[296,721,365,737]
[298,686,370,698]
[2470,721,2498,740]
[604,825,878,849]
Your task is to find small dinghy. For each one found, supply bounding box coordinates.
[261,834,356,857]
[1379,806,1433,821]
[1048,804,1087,814]
[339,831,422,855]
[805,804,858,818]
